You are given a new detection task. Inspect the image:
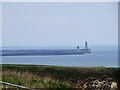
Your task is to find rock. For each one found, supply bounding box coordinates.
[111,82,117,89]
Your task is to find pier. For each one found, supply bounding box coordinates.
[2,41,91,56]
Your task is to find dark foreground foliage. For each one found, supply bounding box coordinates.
[2,64,120,89]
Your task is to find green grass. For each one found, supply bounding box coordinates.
[2,72,72,88]
[2,64,120,89]
[2,65,72,88]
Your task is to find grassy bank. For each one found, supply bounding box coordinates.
[2,64,120,89]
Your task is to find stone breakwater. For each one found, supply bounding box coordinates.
[2,49,85,56]
[69,77,118,90]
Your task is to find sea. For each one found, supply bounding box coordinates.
[1,45,118,67]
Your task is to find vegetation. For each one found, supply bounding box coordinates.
[2,64,120,89]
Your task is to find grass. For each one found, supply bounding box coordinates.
[2,70,71,89]
[2,64,120,89]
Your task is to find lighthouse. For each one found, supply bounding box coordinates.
[76,41,91,53]
[83,41,91,53]
[85,41,88,49]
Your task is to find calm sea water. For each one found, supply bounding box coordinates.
[1,45,118,67]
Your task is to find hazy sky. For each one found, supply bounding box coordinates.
[0,3,2,47]
[2,2,118,47]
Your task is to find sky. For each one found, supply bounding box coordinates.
[0,3,2,47]
[2,2,118,47]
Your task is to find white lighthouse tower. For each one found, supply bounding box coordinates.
[76,41,91,53]
[85,41,88,49]
[82,41,91,53]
